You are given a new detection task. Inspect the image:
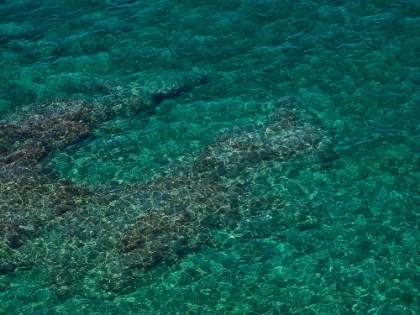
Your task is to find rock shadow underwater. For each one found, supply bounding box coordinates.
[0,78,336,298]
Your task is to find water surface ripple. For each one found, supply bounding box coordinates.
[1,0,420,314]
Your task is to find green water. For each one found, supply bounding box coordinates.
[1,0,420,314]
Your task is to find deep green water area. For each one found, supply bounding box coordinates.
[1,0,420,314]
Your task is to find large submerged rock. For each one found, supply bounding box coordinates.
[0,88,336,296]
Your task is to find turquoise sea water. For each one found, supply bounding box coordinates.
[1,0,420,314]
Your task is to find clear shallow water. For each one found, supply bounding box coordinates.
[1,0,420,314]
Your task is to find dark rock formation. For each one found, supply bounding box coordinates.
[0,90,336,296]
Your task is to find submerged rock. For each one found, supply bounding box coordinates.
[0,90,336,296]
[194,108,336,177]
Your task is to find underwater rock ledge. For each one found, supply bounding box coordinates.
[0,91,336,296]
